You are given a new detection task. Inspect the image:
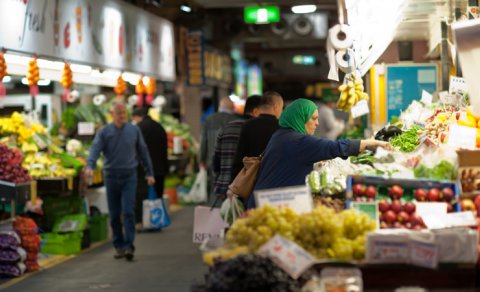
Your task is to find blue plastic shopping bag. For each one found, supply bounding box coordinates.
[142,186,171,230]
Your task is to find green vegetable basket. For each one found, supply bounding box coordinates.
[41,232,83,255]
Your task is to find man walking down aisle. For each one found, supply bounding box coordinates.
[86,101,155,262]
[231,91,284,180]
[132,108,168,227]
[199,97,238,202]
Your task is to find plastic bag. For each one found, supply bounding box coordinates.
[0,231,21,249]
[13,217,38,236]
[219,196,244,226]
[142,186,171,230]
[0,262,26,277]
[0,247,26,263]
[185,167,208,203]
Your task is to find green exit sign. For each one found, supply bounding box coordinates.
[244,6,280,24]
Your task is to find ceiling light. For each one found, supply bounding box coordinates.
[291,5,316,14]
[180,4,192,13]
[70,64,92,74]
[2,76,11,83]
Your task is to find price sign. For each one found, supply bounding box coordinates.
[416,202,448,229]
[444,211,478,228]
[449,76,468,96]
[351,100,370,118]
[409,239,438,269]
[421,90,433,106]
[78,122,95,136]
[257,234,316,279]
[447,124,477,149]
[255,186,313,214]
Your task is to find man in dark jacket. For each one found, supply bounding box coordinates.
[132,108,168,225]
[231,91,284,180]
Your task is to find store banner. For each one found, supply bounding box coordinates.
[0,0,175,81]
[186,30,205,86]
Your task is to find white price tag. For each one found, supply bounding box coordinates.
[78,122,95,136]
[444,211,478,228]
[447,124,477,149]
[421,90,433,106]
[409,239,438,269]
[449,76,468,96]
[257,235,316,279]
[350,100,370,118]
[416,202,448,229]
[32,134,47,150]
[255,186,313,214]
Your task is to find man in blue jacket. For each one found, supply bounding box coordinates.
[86,101,155,261]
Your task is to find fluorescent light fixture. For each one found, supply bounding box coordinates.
[2,76,11,83]
[122,72,141,85]
[38,79,51,86]
[228,94,245,105]
[21,78,28,85]
[180,4,191,13]
[291,5,316,14]
[103,69,121,79]
[4,53,29,65]
[37,58,64,70]
[70,64,92,74]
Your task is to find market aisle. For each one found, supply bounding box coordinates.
[2,206,207,292]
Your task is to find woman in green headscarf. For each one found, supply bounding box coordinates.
[246,98,390,209]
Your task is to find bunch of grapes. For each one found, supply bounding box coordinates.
[292,205,343,259]
[0,143,31,184]
[225,205,297,252]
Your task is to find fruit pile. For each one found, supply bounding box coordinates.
[225,205,376,261]
[0,112,46,146]
[336,73,369,112]
[22,153,76,178]
[0,143,31,184]
[378,199,426,229]
[352,184,377,202]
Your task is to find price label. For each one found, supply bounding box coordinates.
[32,134,47,150]
[447,124,477,149]
[409,239,438,269]
[350,100,370,118]
[416,202,448,229]
[78,122,95,136]
[257,235,316,279]
[444,211,478,228]
[421,90,433,106]
[449,76,468,96]
[255,186,313,214]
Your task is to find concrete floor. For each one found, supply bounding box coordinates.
[2,206,207,292]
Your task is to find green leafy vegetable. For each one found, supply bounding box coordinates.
[390,125,422,152]
[414,160,457,181]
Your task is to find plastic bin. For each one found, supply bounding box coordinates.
[41,232,83,255]
[53,214,87,233]
[89,214,108,242]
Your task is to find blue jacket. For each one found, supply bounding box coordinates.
[247,128,360,209]
[87,123,154,176]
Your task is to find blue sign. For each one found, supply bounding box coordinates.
[386,64,439,120]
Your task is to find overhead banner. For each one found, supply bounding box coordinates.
[0,0,175,81]
[186,30,205,86]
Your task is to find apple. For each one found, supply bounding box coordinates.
[456,111,461,120]
[410,213,424,226]
[379,213,385,222]
[397,211,410,223]
[378,200,390,213]
[427,188,440,202]
[365,186,377,199]
[474,195,480,213]
[391,200,403,213]
[447,204,454,213]
[442,187,454,202]
[415,189,427,201]
[403,202,416,214]
[353,184,365,196]
[384,210,397,223]
[461,198,476,211]
[389,185,404,199]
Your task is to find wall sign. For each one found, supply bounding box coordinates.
[0,0,175,81]
[186,31,205,86]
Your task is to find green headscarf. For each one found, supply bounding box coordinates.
[279,98,317,134]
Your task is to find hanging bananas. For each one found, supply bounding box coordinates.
[336,73,369,112]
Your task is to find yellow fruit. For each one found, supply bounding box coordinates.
[347,81,354,88]
[338,84,347,92]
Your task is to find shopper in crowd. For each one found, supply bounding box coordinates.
[314,97,345,140]
[132,108,168,228]
[246,98,391,209]
[231,91,284,180]
[212,95,262,199]
[199,97,238,202]
[85,101,155,261]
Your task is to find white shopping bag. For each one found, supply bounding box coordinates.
[187,167,208,203]
[142,187,171,230]
[193,206,228,243]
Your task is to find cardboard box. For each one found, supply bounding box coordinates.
[457,150,480,196]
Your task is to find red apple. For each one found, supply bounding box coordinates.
[391,200,403,213]
[365,185,377,199]
[410,213,424,226]
[456,112,461,120]
[378,200,390,213]
[379,213,385,222]
[415,189,427,201]
[389,185,404,199]
[461,198,476,211]
[427,188,440,202]
[397,211,410,223]
[353,184,365,196]
[403,202,416,214]
[442,187,454,202]
[384,210,397,223]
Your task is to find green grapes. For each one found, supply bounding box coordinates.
[340,209,377,240]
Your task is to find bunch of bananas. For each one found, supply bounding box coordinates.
[336,73,369,112]
[23,153,76,178]
[21,142,38,153]
[0,52,7,81]
[60,63,73,89]
[27,58,40,86]
[146,77,156,95]
[0,112,46,145]
[114,75,127,96]
[135,77,146,95]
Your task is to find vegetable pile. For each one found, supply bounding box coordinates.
[390,125,422,152]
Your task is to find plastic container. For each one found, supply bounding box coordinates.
[41,232,83,255]
[53,214,88,233]
[89,214,108,242]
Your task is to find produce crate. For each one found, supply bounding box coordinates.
[89,214,108,242]
[0,180,31,204]
[40,232,83,255]
[457,149,480,197]
[40,195,84,232]
[53,213,88,233]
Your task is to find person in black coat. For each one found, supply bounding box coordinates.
[132,108,169,225]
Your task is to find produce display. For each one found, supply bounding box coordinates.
[390,125,422,152]
[0,112,46,147]
[158,114,197,155]
[0,143,31,184]
[336,72,369,112]
[23,153,76,178]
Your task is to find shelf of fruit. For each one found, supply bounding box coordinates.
[0,143,31,203]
